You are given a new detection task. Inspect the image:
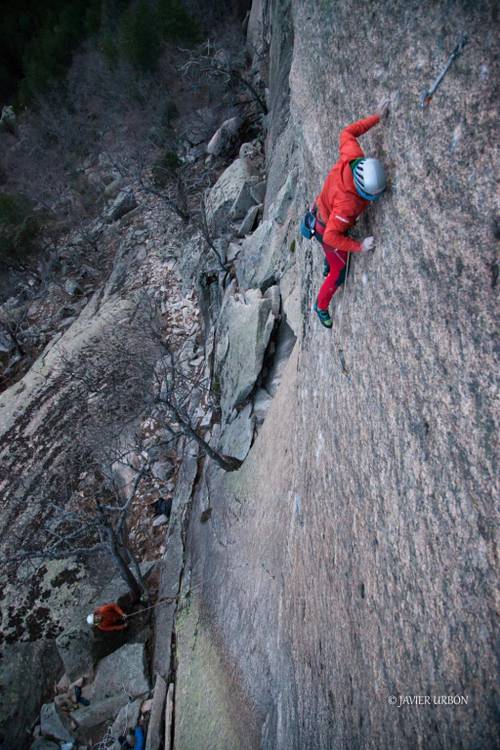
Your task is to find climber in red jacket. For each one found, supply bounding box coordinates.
[312,98,390,328]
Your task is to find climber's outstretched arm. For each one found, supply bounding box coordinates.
[339,97,390,160]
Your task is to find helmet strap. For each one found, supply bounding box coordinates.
[350,157,364,171]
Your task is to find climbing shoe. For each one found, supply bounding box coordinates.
[323,258,330,277]
[313,301,332,329]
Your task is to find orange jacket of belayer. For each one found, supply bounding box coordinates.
[94,603,127,632]
[315,113,381,254]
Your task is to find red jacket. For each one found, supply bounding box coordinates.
[94,603,127,632]
[315,114,380,253]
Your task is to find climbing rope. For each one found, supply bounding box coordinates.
[125,596,177,619]
[337,252,351,378]
[420,32,468,108]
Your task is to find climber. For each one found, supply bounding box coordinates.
[86,602,128,632]
[311,97,390,328]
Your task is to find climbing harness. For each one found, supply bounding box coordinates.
[420,32,468,108]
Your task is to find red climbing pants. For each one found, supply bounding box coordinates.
[314,218,348,310]
[317,245,348,310]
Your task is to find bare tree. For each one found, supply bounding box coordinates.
[152,338,241,472]
[1,453,150,600]
[179,40,268,115]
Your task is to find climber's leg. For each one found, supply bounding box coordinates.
[317,248,348,311]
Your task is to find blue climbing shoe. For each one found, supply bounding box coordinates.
[323,258,330,277]
[313,301,332,328]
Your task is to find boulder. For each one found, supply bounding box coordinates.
[206,116,242,156]
[40,702,74,743]
[104,190,137,223]
[215,289,275,418]
[71,694,129,732]
[144,675,167,750]
[90,643,149,701]
[206,158,257,233]
[229,178,260,221]
[219,404,255,461]
[55,625,94,681]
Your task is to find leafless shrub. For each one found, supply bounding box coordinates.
[179,40,267,115]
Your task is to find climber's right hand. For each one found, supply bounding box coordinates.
[361,236,375,253]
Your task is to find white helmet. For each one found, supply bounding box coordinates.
[86,613,95,625]
[352,158,386,200]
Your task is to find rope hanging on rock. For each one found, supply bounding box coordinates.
[126,596,177,619]
[337,251,351,378]
[420,32,468,108]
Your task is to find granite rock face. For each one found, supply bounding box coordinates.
[172,1,499,749]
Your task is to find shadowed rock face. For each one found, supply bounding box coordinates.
[173,0,498,748]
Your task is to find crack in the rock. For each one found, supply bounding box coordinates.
[165,451,205,747]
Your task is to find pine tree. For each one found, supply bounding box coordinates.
[118,0,161,73]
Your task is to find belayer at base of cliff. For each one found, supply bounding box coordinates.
[301,97,390,328]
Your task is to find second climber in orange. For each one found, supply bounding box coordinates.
[311,97,390,328]
[86,602,128,632]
